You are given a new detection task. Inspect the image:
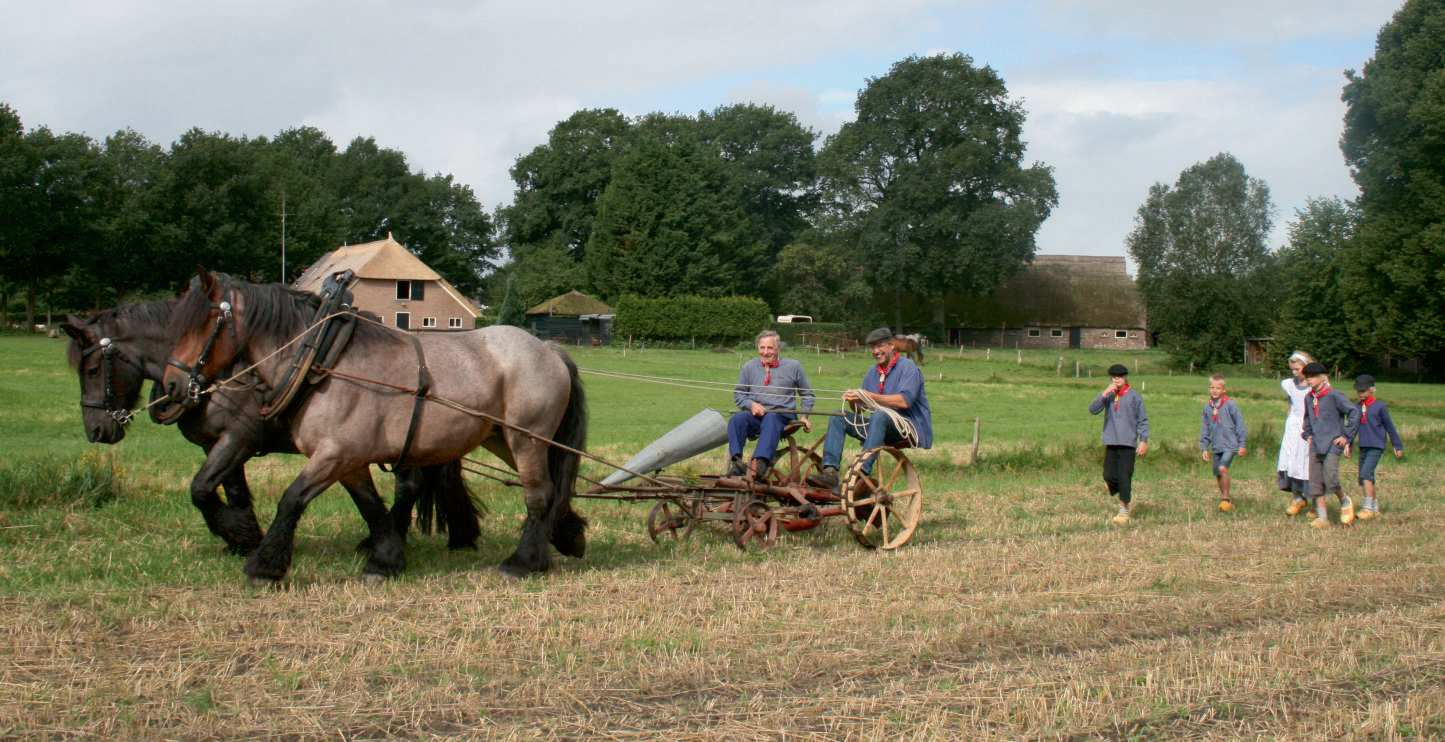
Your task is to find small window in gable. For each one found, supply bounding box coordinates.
[448,317,463,328]
[1051,328,1064,337]
[1115,330,1128,339]
[422,317,436,328]
[1027,328,1041,337]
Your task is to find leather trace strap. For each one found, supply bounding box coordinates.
[388,332,433,471]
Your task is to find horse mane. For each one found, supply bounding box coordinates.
[66,299,177,370]
[169,274,391,353]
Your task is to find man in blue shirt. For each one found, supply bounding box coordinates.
[807,327,932,491]
[728,329,815,480]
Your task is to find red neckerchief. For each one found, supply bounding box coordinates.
[761,358,779,387]
[1360,394,1375,423]
[1114,383,1130,411]
[1310,383,1331,417]
[1210,395,1229,422]
[875,352,899,393]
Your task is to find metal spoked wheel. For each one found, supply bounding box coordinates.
[842,447,922,550]
[732,497,779,550]
[646,500,691,544]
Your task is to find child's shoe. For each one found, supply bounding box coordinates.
[1357,508,1377,521]
[1285,498,1308,517]
[1218,500,1234,513]
[1111,506,1130,525]
[1340,498,1356,526]
[1310,517,1330,530]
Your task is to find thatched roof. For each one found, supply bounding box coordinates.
[951,255,1146,328]
[526,290,612,317]
[293,234,482,318]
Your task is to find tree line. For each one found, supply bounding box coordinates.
[1128,0,1444,374]
[491,52,1059,331]
[0,107,495,329]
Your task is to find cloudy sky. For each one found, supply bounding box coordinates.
[1,1,1402,261]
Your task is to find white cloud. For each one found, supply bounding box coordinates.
[0,0,1397,261]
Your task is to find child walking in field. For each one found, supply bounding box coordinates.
[1088,364,1149,525]
[1300,362,1360,528]
[1199,374,1246,512]
[1349,374,1404,520]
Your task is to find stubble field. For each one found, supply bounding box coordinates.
[2,334,1443,739]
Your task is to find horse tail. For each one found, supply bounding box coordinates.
[915,340,925,366]
[391,462,484,550]
[547,349,589,558]
[433,460,484,550]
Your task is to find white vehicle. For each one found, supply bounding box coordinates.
[775,314,814,323]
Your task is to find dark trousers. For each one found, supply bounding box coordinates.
[1103,445,1137,504]
[727,411,794,463]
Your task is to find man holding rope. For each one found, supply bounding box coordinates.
[807,327,933,491]
[727,329,815,481]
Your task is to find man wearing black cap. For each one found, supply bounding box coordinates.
[806,327,932,491]
[1089,364,1149,525]
[1300,362,1360,527]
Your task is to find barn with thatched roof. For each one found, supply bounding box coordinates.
[525,290,613,345]
[946,255,1149,349]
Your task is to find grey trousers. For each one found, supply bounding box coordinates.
[1308,450,1343,497]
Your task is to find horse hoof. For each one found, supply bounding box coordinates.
[361,572,386,586]
[247,576,280,590]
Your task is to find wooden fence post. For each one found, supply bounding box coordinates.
[970,417,981,465]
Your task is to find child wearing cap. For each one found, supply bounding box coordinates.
[1349,374,1404,520]
[1300,362,1360,528]
[1088,364,1149,524]
[1199,374,1247,512]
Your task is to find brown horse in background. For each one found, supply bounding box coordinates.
[892,334,925,366]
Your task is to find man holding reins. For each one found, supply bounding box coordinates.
[808,327,933,491]
[727,329,815,481]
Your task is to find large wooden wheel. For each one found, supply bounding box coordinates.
[765,434,824,488]
[842,447,922,550]
[731,497,779,550]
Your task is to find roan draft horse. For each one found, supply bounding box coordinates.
[159,271,587,584]
[61,301,481,555]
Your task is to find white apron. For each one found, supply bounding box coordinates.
[1276,378,1311,480]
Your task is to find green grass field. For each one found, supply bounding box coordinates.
[2,334,1443,738]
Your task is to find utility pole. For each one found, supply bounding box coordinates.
[280,190,288,284]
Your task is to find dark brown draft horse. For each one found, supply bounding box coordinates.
[61,300,481,555]
[159,271,586,585]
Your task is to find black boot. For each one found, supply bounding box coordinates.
[727,455,746,477]
[749,458,771,482]
[806,466,838,490]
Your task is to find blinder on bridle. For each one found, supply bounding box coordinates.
[166,288,236,407]
[79,336,146,426]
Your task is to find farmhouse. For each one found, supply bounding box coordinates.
[292,234,482,331]
[525,290,613,345]
[946,255,1150,350]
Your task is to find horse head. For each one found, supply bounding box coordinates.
[159,268,246,423]
[62,313,150,443]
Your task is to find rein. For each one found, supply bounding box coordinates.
[79,337,147,425]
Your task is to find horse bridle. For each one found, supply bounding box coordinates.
[165,290,237,407]
[79,336,146,426]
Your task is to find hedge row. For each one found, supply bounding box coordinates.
[772,321,848,347]
[613,295,772,344]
